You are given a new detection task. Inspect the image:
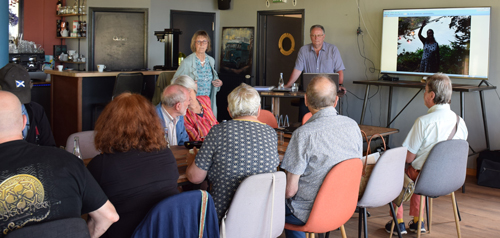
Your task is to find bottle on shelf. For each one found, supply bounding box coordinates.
[81,0,86,14]
[73,0,78,14]
[56,0,62,15]
[73,136,82,159]
[278,72,284,89]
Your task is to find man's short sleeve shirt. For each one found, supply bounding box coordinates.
[0,140,108,237]
[294,42,345,73]
[403,104,468,170]
[280,107,363,223]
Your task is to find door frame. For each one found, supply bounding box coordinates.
[256,9,305,86]
[170,10,216,59]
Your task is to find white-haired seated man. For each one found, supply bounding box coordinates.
[186,83,280,221]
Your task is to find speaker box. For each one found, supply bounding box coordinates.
[218,0,231,10]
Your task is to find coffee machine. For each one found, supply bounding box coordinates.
[153,29,182,70]
[9,53,45,72]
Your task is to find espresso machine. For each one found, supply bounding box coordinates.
[9,53,45,71]
[153,29,182,70]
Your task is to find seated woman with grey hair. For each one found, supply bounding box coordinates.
[171,75,218,141]
[185,83,280,221]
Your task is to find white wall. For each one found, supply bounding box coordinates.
[220,0,500,168]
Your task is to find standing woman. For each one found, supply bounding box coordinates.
[418,20,440,73]
[174,30,223,119]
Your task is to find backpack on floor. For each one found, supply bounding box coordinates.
[477,150,500,189]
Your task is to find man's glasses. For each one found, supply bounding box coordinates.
[196,40,208,45]
[310,34,324,38]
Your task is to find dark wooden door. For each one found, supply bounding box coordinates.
[171,11,215,58]
[257,11,303,123]
[265,15,303,87]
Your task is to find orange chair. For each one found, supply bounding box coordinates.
[285,158,363,238]
[258,109,278,128]
[302,112,312,125]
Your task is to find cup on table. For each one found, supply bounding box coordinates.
[97,64,106,72]
[277,131,284,146]
[291,83,299,92]
[56,65,64,72]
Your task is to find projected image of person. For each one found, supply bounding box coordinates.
[418,20,440,73]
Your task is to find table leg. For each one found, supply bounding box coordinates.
[272,97,281,117]
[360,85,370,125]
[386,86,393,145]
[387,86,393,128]
[479,91,491,150]
[460,92,464,118]
[460,92,466,193]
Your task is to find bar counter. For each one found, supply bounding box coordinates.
[46,70,176,146]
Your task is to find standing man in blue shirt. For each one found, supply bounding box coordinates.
[285,25,346,121]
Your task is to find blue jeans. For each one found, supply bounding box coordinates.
[285,205,306,238]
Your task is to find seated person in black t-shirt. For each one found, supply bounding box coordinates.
[0,63,55,146]
[0,91,119,238]
[87,93,180,238]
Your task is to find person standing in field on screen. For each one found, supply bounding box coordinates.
[418,20,440,73]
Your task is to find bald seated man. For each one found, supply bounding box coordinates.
[0,91,119,238]
[280,75,363,238]
[155,84,191,146]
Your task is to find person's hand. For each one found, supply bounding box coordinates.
[338,86,347,97]
[187,148,198,166]
[212,79,223,87]
[284,82,293,88]
[422,20,427,27]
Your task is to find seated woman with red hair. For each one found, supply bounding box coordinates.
[87,93,179,238]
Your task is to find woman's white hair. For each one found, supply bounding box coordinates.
[171,75,197,92]
[227,83,261,118]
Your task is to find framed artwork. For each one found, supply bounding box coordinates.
[219,27,254,76]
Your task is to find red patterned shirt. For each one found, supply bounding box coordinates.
[184,96,219,141]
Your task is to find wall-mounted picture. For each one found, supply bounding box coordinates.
[397,16,471,75]
[219,27,254,76]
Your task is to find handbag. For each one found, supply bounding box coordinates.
[393,172,415,206]
[393,114,460,206]
[358,131,386,199]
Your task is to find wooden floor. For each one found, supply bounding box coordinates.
[279,176,500,237]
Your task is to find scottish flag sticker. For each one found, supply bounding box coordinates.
[16,80,25,88]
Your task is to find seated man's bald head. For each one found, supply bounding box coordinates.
[0,91,25,142]
[305,75,337,110]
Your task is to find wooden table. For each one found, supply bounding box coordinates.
[82,125,398,183]
[259,91,305,117]
[259,90,346,117]
[277,124,399,155]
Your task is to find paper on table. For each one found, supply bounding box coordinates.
[254,86,275,91]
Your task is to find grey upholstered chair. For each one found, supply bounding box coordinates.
[5,218,90,238]
[220,171,286,238]
[65,130,100,159]
[357,146,407,238]
[413,139,469,238]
